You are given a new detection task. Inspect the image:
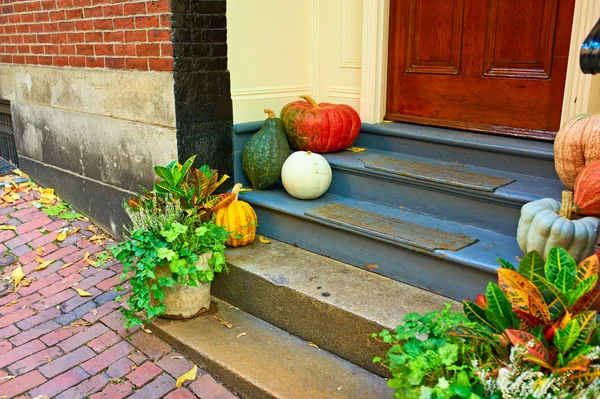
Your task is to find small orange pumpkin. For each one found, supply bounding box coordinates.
[554,114,600,190]
[572,160,600,216]
[214,183,257,247]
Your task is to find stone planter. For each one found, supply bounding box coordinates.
[150,252,212,319]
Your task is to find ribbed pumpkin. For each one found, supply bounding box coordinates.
[215,184,257,247]
[280,95,361,153]
[517,190,600,263]
[554,114,600,189]
[242,109,290,190]
[572,160,600,216]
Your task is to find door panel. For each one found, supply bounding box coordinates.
[386,0,576,140]
[483,0,557,78]
[406,0,465,75]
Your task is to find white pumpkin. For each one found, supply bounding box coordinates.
[516,191,600,263]
[281,151,332,200]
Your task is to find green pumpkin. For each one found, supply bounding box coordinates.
[242,109,290,190]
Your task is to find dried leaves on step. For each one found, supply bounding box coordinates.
[176,365,198,388]
[346,146,367,152]
[212,315,233,329]
[258,236,271,244]
[307,341,319,348]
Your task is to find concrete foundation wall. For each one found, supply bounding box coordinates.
[0,64,176,236]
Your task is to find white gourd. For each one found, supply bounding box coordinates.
[281,151,332,200]
[516,191,600,263]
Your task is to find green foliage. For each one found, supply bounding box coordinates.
[43,202,84,220]
[372,304,501,399]
[139,155,234,221]
[111,157,230,329]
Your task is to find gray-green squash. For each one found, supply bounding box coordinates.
[517,190,600,263]
[242,109,290,190]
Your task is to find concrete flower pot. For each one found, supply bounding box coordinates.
[151,252,212,319]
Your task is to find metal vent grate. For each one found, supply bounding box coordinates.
[0,100,19,167]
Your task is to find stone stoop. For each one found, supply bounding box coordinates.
[150,238,459,398]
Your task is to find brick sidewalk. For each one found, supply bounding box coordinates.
[0,184,237,398]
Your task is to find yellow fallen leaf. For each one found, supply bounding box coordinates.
[86,225,99,234]
[36,247,44,256]
[35,259,55,271]
[176,365,198,388]
[0,225,16,230]
[42,188,54,195]
[237,332,247,338]
[13,169,29,179]
[307,341,319,348]
[9,192,20,201]
[1,195,15,203]
[44,356,52,363]
[84,252,97,267]
[11,266,25,287]
[346,146,366,152]
[76,288,92,297]
[258,236,271,244]
[60,262,74,270]
[4,299,18,307]
[212,315,233,329]
[57,229,68,242]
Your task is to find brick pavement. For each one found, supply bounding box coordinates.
[0,183,237,399]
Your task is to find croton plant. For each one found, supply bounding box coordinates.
[375,248,600,399]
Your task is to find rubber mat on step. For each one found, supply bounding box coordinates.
[305,203,478,252]
[360,155,514,192]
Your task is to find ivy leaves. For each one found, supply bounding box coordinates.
[112,217,228,328]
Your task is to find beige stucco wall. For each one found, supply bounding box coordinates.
[227,0,363,123]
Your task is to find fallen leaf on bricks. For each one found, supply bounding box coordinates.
[0,225,15,230]
[4,299,18,307]
[176,365,198,388]
[60,262,74,270]
[36,247,44,256]
[35,259,55,271]
[44,356,52,363]
[76,288,92,297]
[11,266,25,287]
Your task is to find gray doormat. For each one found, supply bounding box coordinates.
[360,155,514,192]
[305,203,478,252]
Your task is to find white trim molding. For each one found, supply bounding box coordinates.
[341,0,362,69]
[329,86,362,99]
[360,0,390,123]
[561,0,600,124]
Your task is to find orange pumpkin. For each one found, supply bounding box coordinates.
[554,114,600,190]
[214,183,257,247]
[573,160,600,216]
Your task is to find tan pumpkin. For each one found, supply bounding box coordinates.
[215,183,257,247]
[554,114,600,190]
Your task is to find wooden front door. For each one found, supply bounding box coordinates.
[385,0,576,140]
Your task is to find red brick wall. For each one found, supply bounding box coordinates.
[0,0,173,71]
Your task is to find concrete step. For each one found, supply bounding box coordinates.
[150,297,390,399]
[212,238,458,376]
[238,189,521,300]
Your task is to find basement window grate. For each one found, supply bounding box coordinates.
[0,100,19,168]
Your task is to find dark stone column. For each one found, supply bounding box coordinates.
[170,0,233,181]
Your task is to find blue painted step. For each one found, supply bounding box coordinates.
[233,121,561,301]
[238,188,522,300]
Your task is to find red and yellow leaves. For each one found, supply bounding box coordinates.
[498,269,551,323]
[505,329,552,369]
